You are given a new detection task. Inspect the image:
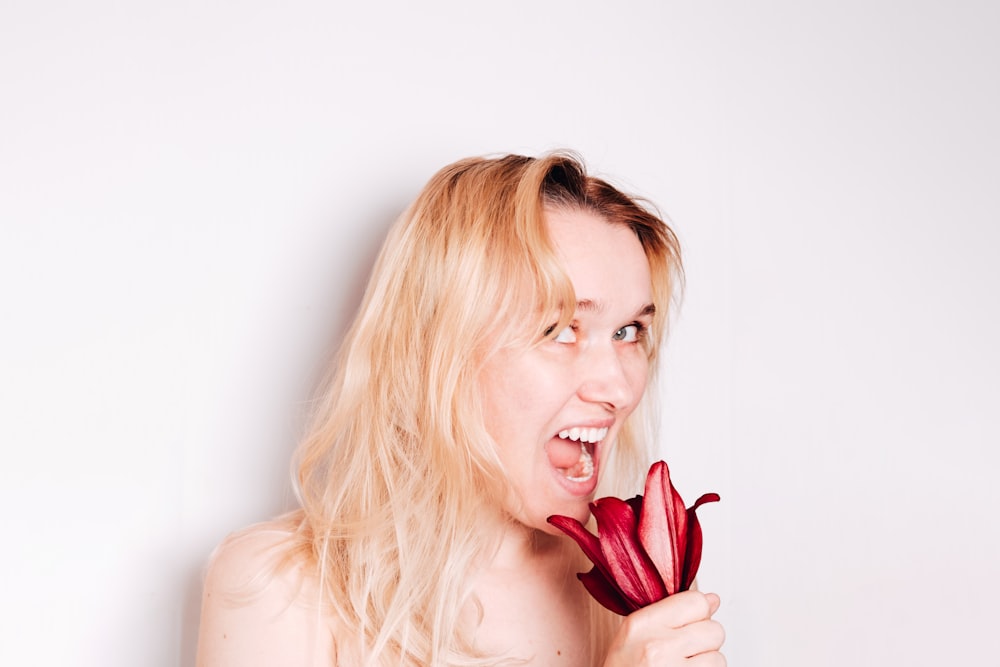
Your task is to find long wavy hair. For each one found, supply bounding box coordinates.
[285,152,682,665]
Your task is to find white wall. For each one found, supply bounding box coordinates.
[2,1,997,665]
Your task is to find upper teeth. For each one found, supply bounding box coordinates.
[558,426,608,443]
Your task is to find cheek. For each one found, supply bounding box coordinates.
[624,356,651,408]
[479,355,559,437]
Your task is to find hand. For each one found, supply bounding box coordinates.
[602,591,726,666]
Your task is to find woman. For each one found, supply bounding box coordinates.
[196,152,725,666]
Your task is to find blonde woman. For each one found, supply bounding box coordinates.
[196,153,726,666]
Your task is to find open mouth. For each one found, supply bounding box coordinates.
[550,426,608,483]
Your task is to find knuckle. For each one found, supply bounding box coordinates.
[620,611,642,637]
[679,590,711,618]
[618,611,651,646]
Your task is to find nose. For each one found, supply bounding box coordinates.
[576,342,639,411]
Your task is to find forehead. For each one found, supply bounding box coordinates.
[544,207,652,309]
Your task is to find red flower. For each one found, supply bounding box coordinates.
[547,460,720,615]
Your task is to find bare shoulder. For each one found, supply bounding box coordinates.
[195,515,338,667]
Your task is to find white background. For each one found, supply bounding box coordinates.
[2,1,997,665]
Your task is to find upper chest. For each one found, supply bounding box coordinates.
[469,559,594,666]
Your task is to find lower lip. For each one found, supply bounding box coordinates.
[548,438,601,497]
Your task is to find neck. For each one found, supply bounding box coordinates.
[478,513,570,573]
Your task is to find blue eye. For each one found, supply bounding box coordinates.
[613,324,643,342]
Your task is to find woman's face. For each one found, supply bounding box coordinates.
[480,207,654,533]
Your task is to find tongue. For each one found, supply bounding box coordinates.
[546,438,585,470]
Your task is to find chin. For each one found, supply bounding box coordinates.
[539,501,593,534]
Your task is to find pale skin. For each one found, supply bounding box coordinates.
[196,209,725,666]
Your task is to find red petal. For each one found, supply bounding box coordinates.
[637,461,689,594]
[591,497,667,607]
[690,492,721,511]
[552,466,720,613]
[680,493,720,590]
[549,513,641,613]
[626,495,643,514]
[548,513,624,598]
[667,483,690,592]
[578,568,639,616]
[637,463,673,588]
[547,514,604,566]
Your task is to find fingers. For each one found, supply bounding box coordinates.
[705,592,721,616]
[634,590,718,629]
[651,617,723,660]
[614,593,725,658]
[610,615,725,666]
[686,651,728,667]
[682,618,726,658]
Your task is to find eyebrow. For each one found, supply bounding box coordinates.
[576,300,656,318]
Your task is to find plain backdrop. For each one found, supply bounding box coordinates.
[2,1,997,665]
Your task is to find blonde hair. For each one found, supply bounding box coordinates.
[288,152,682,665]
